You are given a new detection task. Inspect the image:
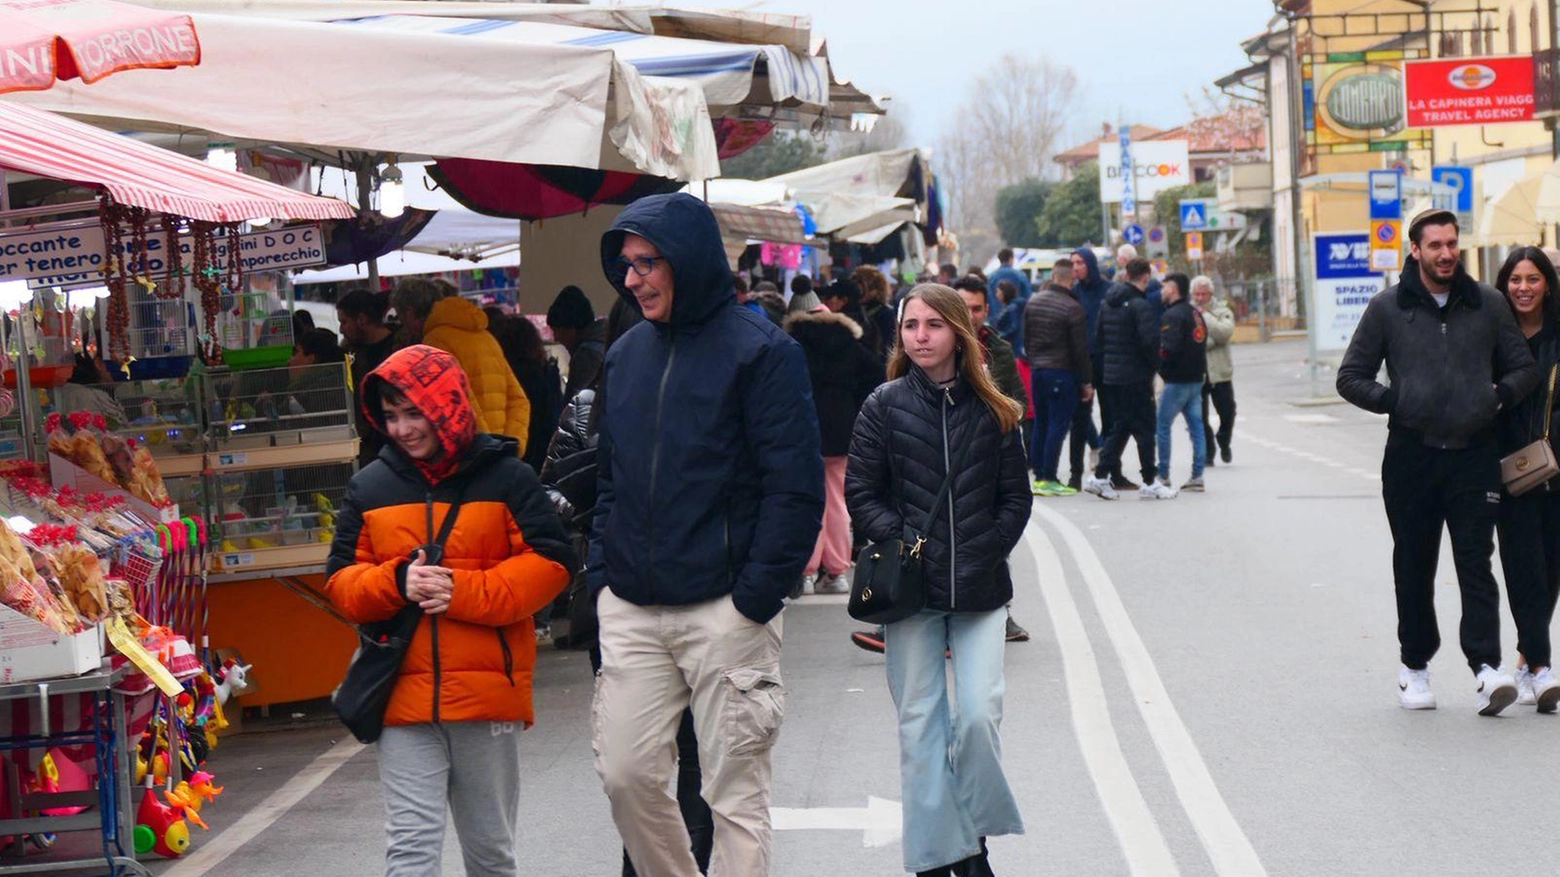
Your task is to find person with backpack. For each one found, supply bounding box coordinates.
[846,284,1030,876]
[325,345,576,876]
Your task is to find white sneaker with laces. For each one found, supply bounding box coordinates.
[1083,475,1119,501]
[1139,479,1178,500]
[1475,664,1518,716]
[1515,665,1536,705]
[1398,666,1436,710]
[1532,667,1560,713]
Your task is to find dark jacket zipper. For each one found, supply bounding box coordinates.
[645,339,677,603]
[425,491,442,724]
[943,387,956,610]
[496,629,515,686]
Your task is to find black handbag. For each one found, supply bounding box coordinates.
[848,438,971,625]
[331,485,466,744]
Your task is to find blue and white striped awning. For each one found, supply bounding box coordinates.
[332,16,831,109]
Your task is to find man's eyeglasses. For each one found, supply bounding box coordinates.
[613,256,666,278]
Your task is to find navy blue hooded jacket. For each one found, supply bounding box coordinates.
[586,193,824,624]
[1072,248,1110,356]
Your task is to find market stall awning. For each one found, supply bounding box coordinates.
[12,11,719,180]
[0,102,353,222]
[710,203,807,245]
[1532,159,1560,226]
[0,0,200,95]
[292,248,518,285]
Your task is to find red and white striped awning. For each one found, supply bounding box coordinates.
[0,102,353,222]
[0,0,201,95]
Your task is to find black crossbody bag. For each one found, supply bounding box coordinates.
[332,485,465,744]
[848,433,971,625]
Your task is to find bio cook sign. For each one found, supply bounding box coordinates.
[1405,56,1535,128]
[1098,140,1190,203]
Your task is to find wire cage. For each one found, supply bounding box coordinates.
[210,461,349,561]
[127,283,193,361]
[110,536,164,612]
[105,375,206,457]
[217,287,293,370]
[205,362,354,452]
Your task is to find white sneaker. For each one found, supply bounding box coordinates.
[1398,666,1436,710]
[1083,475,1119,501]
[1139,479,1178,500]
[1516,665,1537,706]
[1475,664,1518,716]
[1532,667,1560,713]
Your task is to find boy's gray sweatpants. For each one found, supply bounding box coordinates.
[378,720,522,877]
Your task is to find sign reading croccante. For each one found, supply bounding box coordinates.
[0,222,325,284]
[1405,56,1536,128]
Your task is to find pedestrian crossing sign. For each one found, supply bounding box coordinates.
[1179,199,1209,231]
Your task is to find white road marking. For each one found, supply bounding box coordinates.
[771,796,902,848]
[1283,413,1339,424]
[160,738,366,877]
[1031,504,1268,877]
[1024,519,1179,876]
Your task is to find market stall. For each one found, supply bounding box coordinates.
[0,98,354,869]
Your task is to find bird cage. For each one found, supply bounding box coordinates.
[126,281,193,361]
[216,285,293,370]
[209,460,349,572]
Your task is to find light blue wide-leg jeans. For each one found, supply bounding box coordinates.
[884,608,1024,873]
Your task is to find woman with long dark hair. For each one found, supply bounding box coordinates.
[846,284,1030,876]
[485,308,563,473]
[1495,246,1560,711]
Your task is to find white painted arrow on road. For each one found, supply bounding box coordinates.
[770,796,902,848]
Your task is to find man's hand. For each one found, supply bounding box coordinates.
[1080,383,1095,404]
[405,549,455,614]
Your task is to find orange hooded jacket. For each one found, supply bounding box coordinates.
[325,346,575,727]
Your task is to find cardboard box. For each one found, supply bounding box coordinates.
[0,603,102,683]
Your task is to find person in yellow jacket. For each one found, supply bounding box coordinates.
[392,279,532,456]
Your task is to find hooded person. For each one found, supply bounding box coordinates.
[406,290,533,457]
[325,344,576,877]
[588,192,824,877]
[1068,247,1111,487]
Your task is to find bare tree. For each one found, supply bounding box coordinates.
[935,53,1080,263]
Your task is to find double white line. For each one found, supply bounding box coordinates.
[1026,504,1266,877]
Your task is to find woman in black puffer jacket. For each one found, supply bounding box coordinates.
[845,283,1030,877]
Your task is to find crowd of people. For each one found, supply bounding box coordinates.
[316,188,1261,876]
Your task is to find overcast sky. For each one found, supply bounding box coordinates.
[762,0,1279,151]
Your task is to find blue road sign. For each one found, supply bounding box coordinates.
[1179,199,1209,231]
[1123,224,1145,246]
[1368,170,1402,221]
[1431,166,1474,214]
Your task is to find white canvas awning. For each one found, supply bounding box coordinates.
[1477,170,1547,248]
[13,10,719,180]
[293,248,518,285]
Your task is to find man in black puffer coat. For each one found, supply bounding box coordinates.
[1085,258,1159,499]
[1337,209,1537,715]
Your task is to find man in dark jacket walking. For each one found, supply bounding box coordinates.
[1337,209,1538,716]
[1085,259,1159,500]
[1025,257,1094,496]
[954,276,1026,407]
[589,193,824,875]
[1069,248,1111,489]
[1152,273,1207,497]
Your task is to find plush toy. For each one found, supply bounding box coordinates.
[214,660,253,705]
[134,787,190,858]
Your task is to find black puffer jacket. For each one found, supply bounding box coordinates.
[1096,281,1159,385]
[539,388,597,531]
[785,310,884,457]
[1338,257,1537,449]
[845,367,1032,613]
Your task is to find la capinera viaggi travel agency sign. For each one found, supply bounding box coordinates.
[1405,56,1536,127]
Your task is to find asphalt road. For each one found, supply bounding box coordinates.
[43,339,1560,876]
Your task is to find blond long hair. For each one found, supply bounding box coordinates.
[888,283,1023,433]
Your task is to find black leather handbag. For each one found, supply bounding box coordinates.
[332,487,465,744]
[848,440,969,625]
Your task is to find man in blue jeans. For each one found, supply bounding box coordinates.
[1153,273,1208,497]
[1023,257,1094,496]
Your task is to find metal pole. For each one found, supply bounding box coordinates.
[15,303,35,461]
[354,157,380,292]
[1287,16,1320,397]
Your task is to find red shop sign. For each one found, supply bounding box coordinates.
[1405,56,1536,127]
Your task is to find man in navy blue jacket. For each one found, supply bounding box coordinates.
[588,192,824,876]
